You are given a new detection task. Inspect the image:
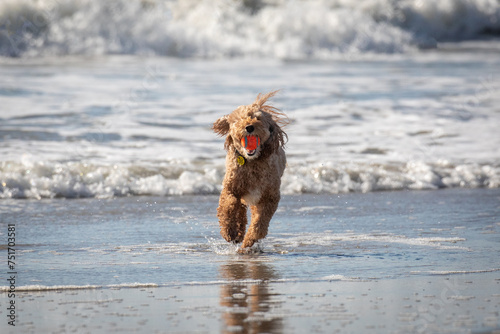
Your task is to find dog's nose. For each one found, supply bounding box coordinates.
[245,125,254,133]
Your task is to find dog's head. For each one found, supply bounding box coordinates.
[213,91,288,161]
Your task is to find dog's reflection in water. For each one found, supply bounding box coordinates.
[219,261,283,334]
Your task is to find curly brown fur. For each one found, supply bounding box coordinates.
[213,91,288,250]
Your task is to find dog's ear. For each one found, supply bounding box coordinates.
[268,121,288,153]
[212,115,230,136]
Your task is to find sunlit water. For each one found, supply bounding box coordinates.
[1,188,498,290]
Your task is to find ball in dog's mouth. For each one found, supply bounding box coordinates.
[241,135,260,156]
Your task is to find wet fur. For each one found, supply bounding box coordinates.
[213,91,288,249]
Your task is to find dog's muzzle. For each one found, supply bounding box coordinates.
[241,135,260,156]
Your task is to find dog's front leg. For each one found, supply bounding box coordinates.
[241,194,280,248]
[217,189,247,243]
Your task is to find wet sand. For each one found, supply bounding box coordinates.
[6,271,500,334]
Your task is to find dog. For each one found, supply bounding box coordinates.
[212,91,288,250]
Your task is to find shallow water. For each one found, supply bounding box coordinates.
[1,188,498,290]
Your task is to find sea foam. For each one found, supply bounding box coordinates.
[1,0,499,58]
[1,160,499,199]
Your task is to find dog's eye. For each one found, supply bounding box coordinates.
[269,125,274,133]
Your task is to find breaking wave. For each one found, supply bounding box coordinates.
[1,0,499,58]
[1,160,498,199]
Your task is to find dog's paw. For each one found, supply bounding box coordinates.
[241,238,256,249]
[234,233,245,244]
[237,247,251,254]
[237,244,264,255]
[221,229,240,243]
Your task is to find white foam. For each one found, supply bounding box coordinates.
[113,242,209,255]
[0,161,221,199]
[270,233,469,250]
[281,161,500,195]
[1,160,499,199]
[1,0,499,58]
[0,280,287,293]
[0,282,159,292]
[206,237,243,255]
[411,268,500,275]
[321,274,358,281]
[0,284,102,292]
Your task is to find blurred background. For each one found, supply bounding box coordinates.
[1,0,499,58]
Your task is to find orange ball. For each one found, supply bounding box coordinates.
[241,135,260,151]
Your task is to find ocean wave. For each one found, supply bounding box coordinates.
[1,277,360,292]
[282,161,500,194]
[411,268,500,275]
[1,160,498,199]
[271,232,469,250]
[1,0,499,58]
[0,282,158,292]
